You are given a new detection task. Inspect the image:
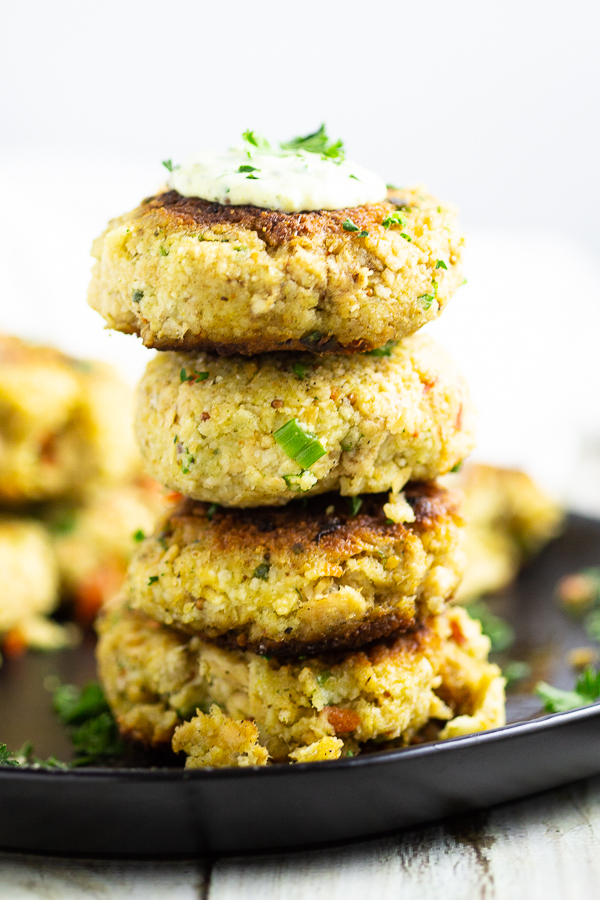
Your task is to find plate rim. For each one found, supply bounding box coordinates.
[2,701,599,782]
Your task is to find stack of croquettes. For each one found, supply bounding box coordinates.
[90,132,506,767]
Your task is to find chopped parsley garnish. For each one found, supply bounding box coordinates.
[450,460,463,474]
[148,575,159,585]
[238,165,259,173]
[293,362,309,380]
[159,246,169,256]
[206,503,219,521]
[132,289,144,303]
[180,368,209,384]
[283,473,308,492]
[536,667,600,713]
[382,211,406,229]
[280,124,344,161]
[253,562,271,581]
[365,340,397,358]
[133,529,145,543]
[343,218,360,232]
[400,233,412,242]
[348,496,363,516]
[468,602,515,652]
[358,231,369,238]
[162,159,175,172]
[418,280,438,310]
[435,259,448,270]
[246,174,259,180]
[273,419,327,469]
[242,130,271,151]
[53,682,124,766]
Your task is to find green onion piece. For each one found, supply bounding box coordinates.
[253,562,271,581]
[273,419,326,468]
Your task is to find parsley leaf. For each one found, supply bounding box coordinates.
[536,667,600,713]
[348,496,363,516]
[238,165,259,173]
[293,362,309,380]
[133,529,145,543]
[435,259,448,270]
[418,280,438,310]
[242,130,271,151]
[162,159,175,172]
[52,681,124,767]
[132,289,144,303]
[148,575,159,585]
[280,124,345,161]
[343,218,360,232]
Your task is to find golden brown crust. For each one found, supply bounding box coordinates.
[140,190,410,250]
[89,186,464,355]
[127,483,466,657]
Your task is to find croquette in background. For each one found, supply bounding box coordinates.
[441,463,564,603]
[88,187,463,355]
[126,483,465,656]
[0,333,138,504]
[135,334,474,507]
[0,333,172,654]
[97,597,504,766]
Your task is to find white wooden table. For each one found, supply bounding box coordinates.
[2,775,600,898]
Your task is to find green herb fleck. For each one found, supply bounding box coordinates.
[274,418,327,468]
[435,259,448,270]
[293,362,309,380]
[382,211,406,229]
[242,130,271,151]
[53,681,124,766]
[343,219,360,232]
[418,280,438,310]
[358,230,369,238]
[253,562,271,581]
[238,165,259,173]
[316,669,332,687]
[400,233,412,242]
[133,529,145,543]
[450,460,463,474]
[280,124,344,161]
[346,750,354,757]
[162,159,175,172]
[283,473,309,492]
[365,340,397,358]
[159,246,169,257]
[348,496,363,516]
[148,575,159,586]
[180,368,209,384]
[536,667,600,713]
[206,503,219,521]
[132,289,144,303]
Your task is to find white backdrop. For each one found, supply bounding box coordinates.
[1,0,600,509]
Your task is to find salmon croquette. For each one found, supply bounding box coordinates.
[88,187,464,355]
[96,598,504,765]
[126,483,465,656]
[0,334,138,503]
[134,334,474,507]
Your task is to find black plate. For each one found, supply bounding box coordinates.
[1,514,600,858]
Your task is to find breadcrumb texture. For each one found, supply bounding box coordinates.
[127,484,466,656]
[441,464,563,602]
[96,599,504,765]
[135,334,474,507]
[0,334,138,504]
[88,187,464,354]
[0,516,71,651]
[172,705,269,767]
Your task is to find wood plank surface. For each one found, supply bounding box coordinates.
[2,776,600,898]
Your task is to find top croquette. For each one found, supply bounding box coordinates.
[135,333,475,508]
[0,334,138,504]
[88,187,464,355]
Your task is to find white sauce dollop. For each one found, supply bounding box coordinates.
[168,147,387,213]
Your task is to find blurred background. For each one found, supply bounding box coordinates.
[1,0,599,509]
